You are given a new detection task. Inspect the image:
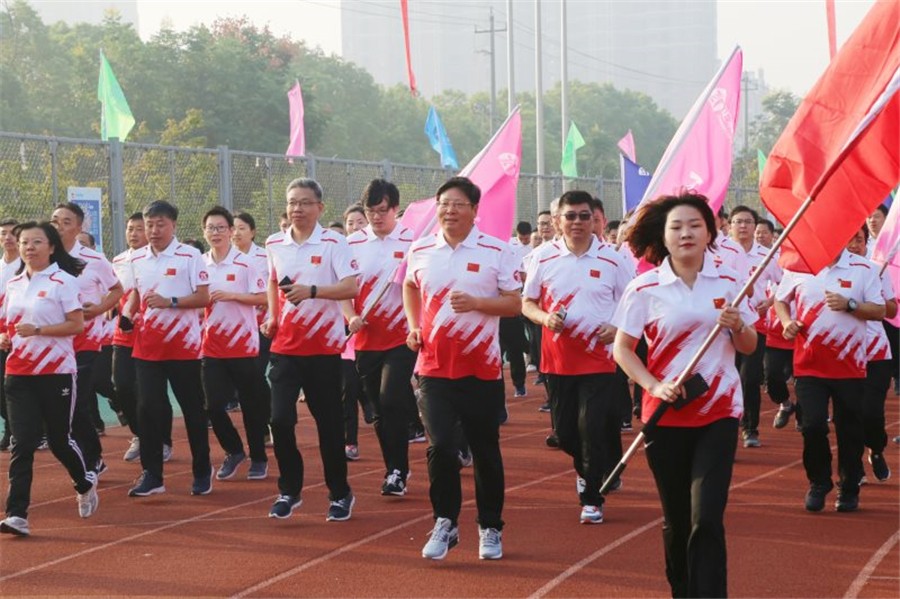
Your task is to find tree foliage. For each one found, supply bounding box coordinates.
[1,1,679,177]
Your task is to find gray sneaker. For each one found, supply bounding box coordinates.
[478,526,503,560]
[326,492,355,522]
[269,494,302,519]
[162,444,173,462]
[0,516,30,536]
[77,473,99,518]
[247,460,268,480]
[216,453,246,480]
[123,437,141,462]
[422,517,459,560]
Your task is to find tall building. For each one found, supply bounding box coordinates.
[27,0,140,30]
[341,0,718,119]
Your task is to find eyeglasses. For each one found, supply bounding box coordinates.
[537,221,552,227]
[287,200,321,208]
[204,225,230,233]
[436,200,472,210]
[364,206,393,216]
[731,219,756,226]
[562,212,593,222]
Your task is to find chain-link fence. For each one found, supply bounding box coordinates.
[0,131,762,256]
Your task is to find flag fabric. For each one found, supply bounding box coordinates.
[637,46,743,216]
[97,51,135,142]
[286,80,306,158]
[760,0,900,274]
[401,107,522,243]
[617,130,636,162]
[871,197,900,326]
[424,106,459,169]
[560,122,586,178]
[620,154,652,215]
[400,0,418,95]
[826,0,838,59]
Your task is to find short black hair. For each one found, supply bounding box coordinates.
[436,176,481,205]
[757,219,775,234]
[729,205,758,222]
[537,210,551,219]
[144,200,179,222]
[234,211,256,231]
[79,231,96,246]
[182,238,205,252]
[591,197,605,215]
[127,212,143,222]
[54,202,85,224]
[0,218,18,228]
[515,221,532,235]
[604,220,621,234]
[558,190,594,210]
[361,178,400,209]
[874,204,889,217]
[203,206,234,228]
[343,204,366,220]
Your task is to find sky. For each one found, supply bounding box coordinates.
[132,0,876,97]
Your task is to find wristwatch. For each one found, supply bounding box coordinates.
[170,297,179,309]
[846,298,858,313]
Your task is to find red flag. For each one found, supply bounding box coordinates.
[400,0,417,96]
[760,0,900,274]
[826,0,837,59]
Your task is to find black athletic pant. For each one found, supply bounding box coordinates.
[268,353,349,501]
[135,358,211,481]
[0,350,7,428]
[256,332,272,428]
[546,372,620,507]
[632,337,649,418]
[113,345,172,443]
[863,360,892,455]
[341,358,365,446]
[764,347,793,405]
[73,351,103,468]
[499,317,527,387]
[91,344,118,414]
[525,319,542,371]
[5,374,93,519]
[645,417,738,599]
[202,356,268,463]
[356,345,417,476]
[736,332,765,435]
[795,376,864,497]
[418,375,505,530]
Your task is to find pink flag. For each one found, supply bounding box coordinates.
[617,130,636,162]
[400,107,522,241]
[286,80,305,158]
[638,46,742,215]
[872,198,900,326]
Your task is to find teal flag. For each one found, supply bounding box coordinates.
[98,51,135,141]
[561,122,585,178]
[757,148,767,183]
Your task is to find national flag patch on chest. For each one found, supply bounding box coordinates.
[37,290,47,298]
[589,269,600,279]
[394,250,404,259]
[467,263,480,273]
[226,273,236,282]
[165,268,177,276]
[713,297,726,309]
[311,255,322,265]
[839,279,852,288]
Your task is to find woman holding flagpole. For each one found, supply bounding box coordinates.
[612,193,757,598]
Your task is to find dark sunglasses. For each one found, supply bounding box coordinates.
[562,211,593,222]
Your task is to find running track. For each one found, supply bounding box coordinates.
[1,373,898,598]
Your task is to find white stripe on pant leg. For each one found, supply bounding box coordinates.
[64,373,87,471]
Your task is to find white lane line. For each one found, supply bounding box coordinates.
[844,530,900,599]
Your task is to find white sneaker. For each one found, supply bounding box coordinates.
[162,444,173,462]
[0,515,30,536]
[526,364,537,373]
[478,526,503,560]
[580,505,603,524]
[77,473,99,518]
[422,517,459,560]
[576,475,586,495]
[123,437,140,462]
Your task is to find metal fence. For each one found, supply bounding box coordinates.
[0,131,763,256]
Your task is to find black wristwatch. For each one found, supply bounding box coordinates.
[310,285,317,299]
[846,298,858,313]
[170,297,179,309]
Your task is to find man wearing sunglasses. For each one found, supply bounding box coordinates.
[522,190,632,525]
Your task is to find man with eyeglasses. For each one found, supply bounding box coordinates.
[262,178,359,522]
[727,206,782,448]
[523,191,632,524]
[341,178,417,497]
[404,176,521,561]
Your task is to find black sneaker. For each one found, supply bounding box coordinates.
[216,452,246,480]
[538,402,551,413]
[408,427,426,444]
[773,403,794,429]
[381,469,408,497]
[0,428,11,452]
[269,494,302,519]
[620,421,633,433]
[128,471,165,497]
[835,493,859,512]
[869,452,891,481]
[191,466,214,496]
[804,481,833,512]
[535,374,547,385]
[326,492,355,522]
[545,433,559,448]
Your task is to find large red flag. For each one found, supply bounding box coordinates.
[760,0,900,274]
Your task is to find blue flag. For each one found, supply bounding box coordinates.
[621,154,652,215]
[424,106,459,170]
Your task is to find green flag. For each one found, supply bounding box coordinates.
[756,148,767,183]
[98,51,135,141]
[561,122,586,178]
